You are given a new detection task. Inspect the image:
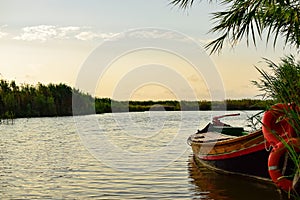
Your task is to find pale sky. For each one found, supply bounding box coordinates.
[0,0,298,101]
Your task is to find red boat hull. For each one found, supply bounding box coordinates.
[190,130,272,181]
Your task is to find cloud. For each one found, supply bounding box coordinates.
[13,25,118,42]
[57,26,81,38]
[0,31,8,38]
[75,31,119,41]
[99,32,120,40]
[75,31,99,41]
[13,25,58,41]
[125,29,200,44]
[0,25,9,39]
[128,29,181,40]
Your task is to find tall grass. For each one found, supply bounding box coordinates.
[253,55,300,196]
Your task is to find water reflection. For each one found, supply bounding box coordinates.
[188,156,281,200]
[0,112,286,199]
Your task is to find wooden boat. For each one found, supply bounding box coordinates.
[188,124,271,181]
[188,129,270,181]
[188,111,300,194]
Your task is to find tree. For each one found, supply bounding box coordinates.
[170,0,300,54]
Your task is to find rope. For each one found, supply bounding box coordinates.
[265,139,272,152]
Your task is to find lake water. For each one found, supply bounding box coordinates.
[1,111,281,199]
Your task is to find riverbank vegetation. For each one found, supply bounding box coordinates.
[253,55,300,194]
[0,80,93,118]
[0,79,271,119]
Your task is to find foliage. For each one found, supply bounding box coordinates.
[170,0,300,54]
[0,80,94,118]
[253,55,300,105]
[0,79,270,119]
[253,55,300,136]
[249,56,300,196]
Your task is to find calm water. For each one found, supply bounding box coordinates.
[1,111,281,199]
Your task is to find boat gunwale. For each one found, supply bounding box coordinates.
[197,141,266,160]
[191,129,264,147]
[190,129,267,160]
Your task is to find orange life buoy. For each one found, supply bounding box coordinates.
[268,138,300,191]
[262,103,296,146]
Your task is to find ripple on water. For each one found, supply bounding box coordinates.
[1,111,281,199]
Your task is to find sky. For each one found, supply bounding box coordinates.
[0,0,298,101]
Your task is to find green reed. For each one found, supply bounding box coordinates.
[253,55,300,196]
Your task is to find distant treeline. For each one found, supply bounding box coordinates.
[108,99,273,113]
[0,80,93,118]
[0,79,273,119]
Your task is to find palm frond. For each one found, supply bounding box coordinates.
[169,0,195,9]
[170,0,300,53]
